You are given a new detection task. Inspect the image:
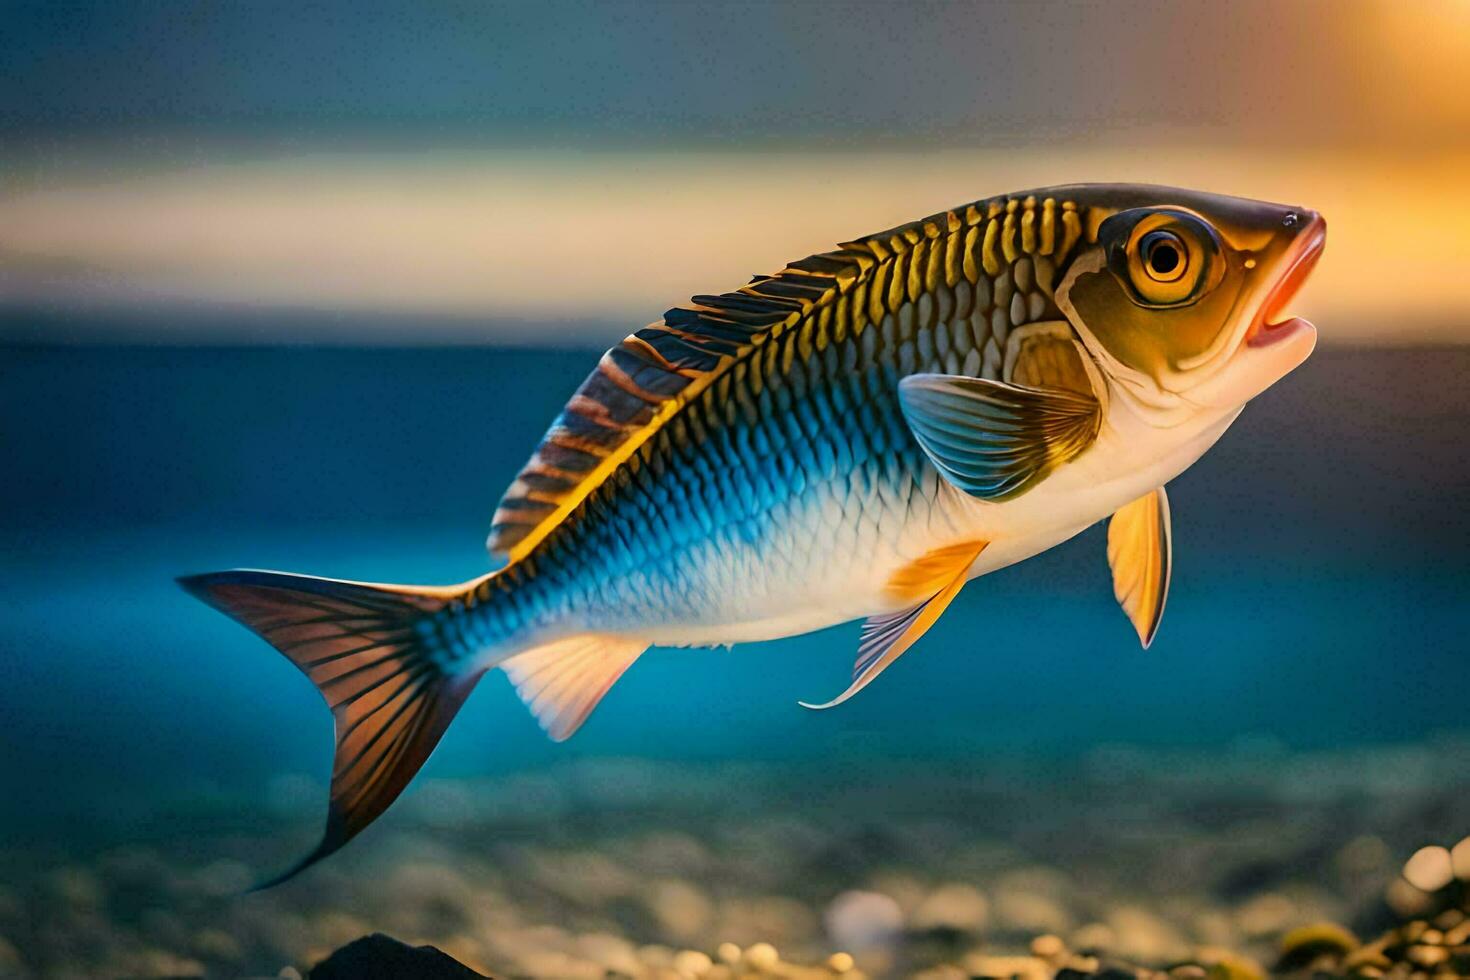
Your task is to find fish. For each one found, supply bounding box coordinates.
[180,183,1325,884]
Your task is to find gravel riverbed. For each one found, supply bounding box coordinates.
[2,737,1468,979]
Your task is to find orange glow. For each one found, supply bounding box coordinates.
[1,145,1466,344]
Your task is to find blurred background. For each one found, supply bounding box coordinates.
[2,2,1468,978]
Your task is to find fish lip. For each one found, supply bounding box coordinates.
[1245,215,1325,348]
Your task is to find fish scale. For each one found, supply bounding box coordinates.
[474,204,1063,650]
[180,183,1324,884]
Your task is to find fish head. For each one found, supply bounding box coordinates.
[1051,184,1325,417]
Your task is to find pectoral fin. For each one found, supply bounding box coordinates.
[897,374,1101,501]
[1107,486,1172,648]
[800,542,986,710]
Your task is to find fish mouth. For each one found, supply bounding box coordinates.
[1244,215,1325,348]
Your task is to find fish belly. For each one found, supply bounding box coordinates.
[620,456,964,647]
[505,355,981,648]
[484,371,1244,661]
[561,453,955,645]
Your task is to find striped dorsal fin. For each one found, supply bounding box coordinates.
[485,232,901,560]
[486,195,1071,561]
[485,276,837,558]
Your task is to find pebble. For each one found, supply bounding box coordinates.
[1029,933,1065,958]
[1344,942,1392,971]
[826,951,854,973]
[1406,944,1449,967]
[1402,845,1455,892]
[994,888,1072,935]
[1234,892,1295,937]
[867,873,926,915]
[1068,922,1117,953]
[1386,876,1435,917]
[743,941,779,970]
[1336,835,1392,876]
[650,880,714,941]
[824,891,903,952]
[911,883,989,932]
[1433,907,1464,929]
[576,932,641,974]
[1104,906,1187,964]
[1194,950,1264,980]
[1277,921,1358,970]
[639,944,677,968]
[672,948,712,977]
[1451,835,1470,880]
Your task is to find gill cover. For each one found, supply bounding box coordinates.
[1057,206,1249,390]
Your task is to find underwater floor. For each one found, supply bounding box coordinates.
[2,739,1469,978]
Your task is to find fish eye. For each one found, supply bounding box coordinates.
[1140,231,1185,282]
[1117,211,1219,308]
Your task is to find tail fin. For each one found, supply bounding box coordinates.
[178,568,484,888]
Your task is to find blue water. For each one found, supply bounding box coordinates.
[2,341,1467,834]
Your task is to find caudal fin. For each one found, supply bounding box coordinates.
[178,568,483,888]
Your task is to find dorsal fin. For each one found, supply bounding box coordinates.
[487,192,1087,561]
[487,217,929,560]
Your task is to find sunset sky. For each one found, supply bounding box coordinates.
[2,0,1467,344]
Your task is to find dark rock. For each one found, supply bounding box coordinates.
[1055,967,1142,980]
[1275,921,1358,971]
[307,933,489,979]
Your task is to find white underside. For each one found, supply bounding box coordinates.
[633,385,1242,649]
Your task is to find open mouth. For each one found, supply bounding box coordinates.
[1245,216,1326,348]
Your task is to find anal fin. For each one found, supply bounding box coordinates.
[801,542,986,710]
[501,634,647,741]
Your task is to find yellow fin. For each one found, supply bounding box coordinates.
[1107,487,1172,648]
[501,634,648,741]
[801,542,987,710]
[884,541,991,603]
